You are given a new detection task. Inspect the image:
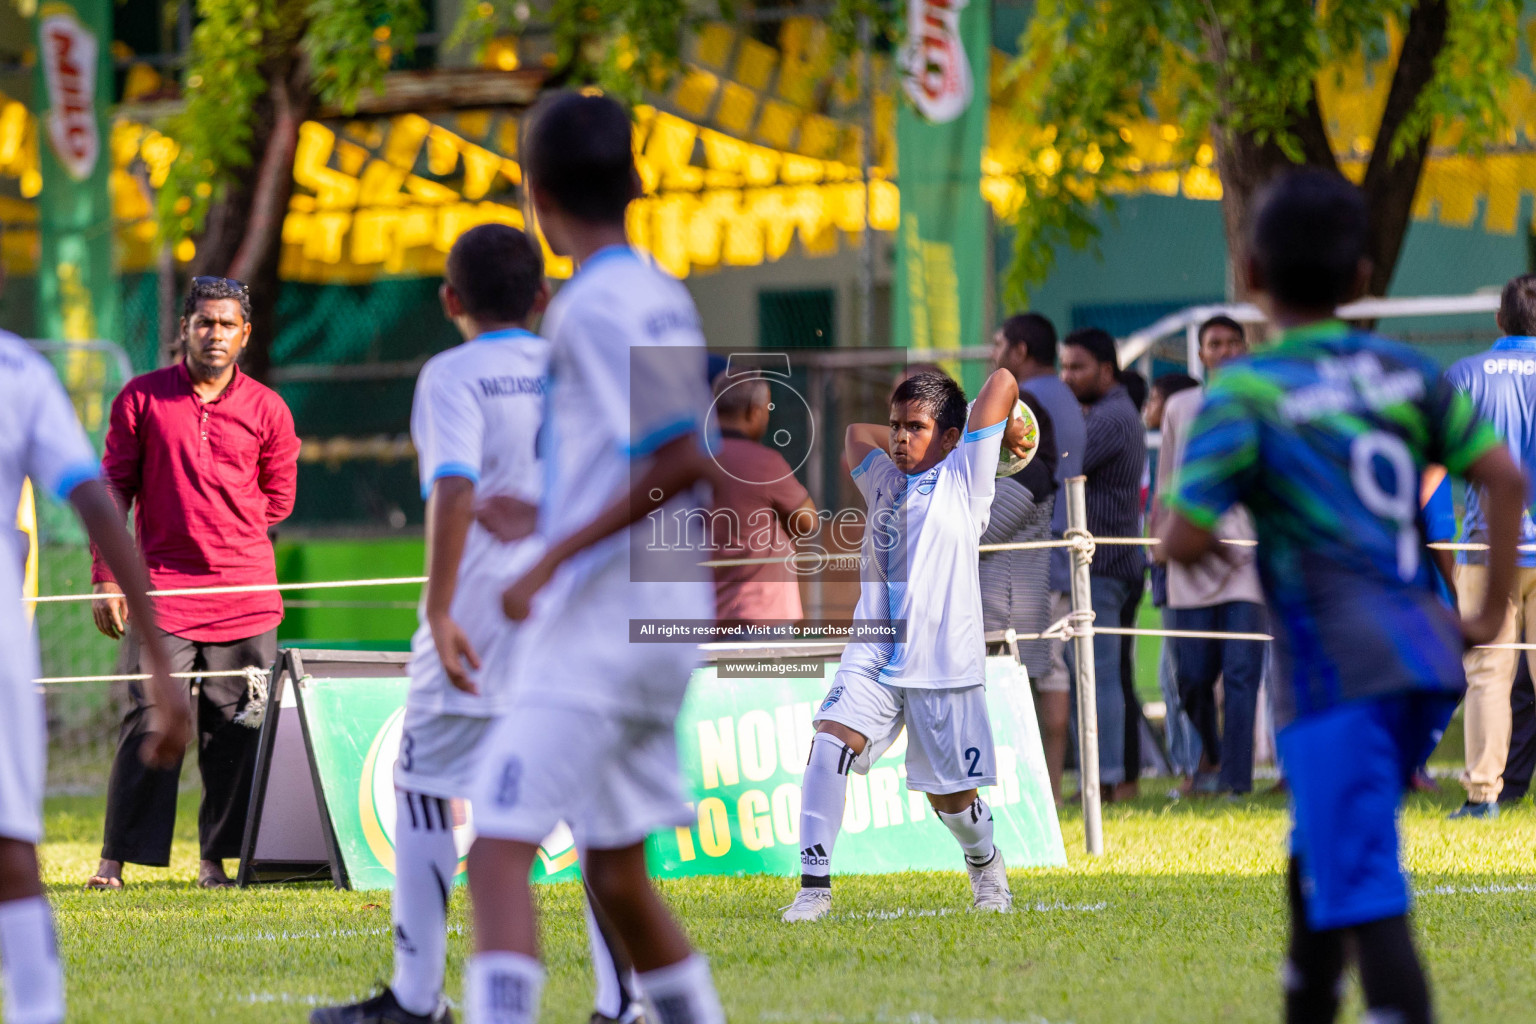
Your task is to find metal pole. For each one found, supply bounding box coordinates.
[1066,476,1104,856]
[858,13,875,349]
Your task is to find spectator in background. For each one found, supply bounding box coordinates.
[978,391,1063,797]
[991,313,1085,803]
[1155,315,1265,796]
[1446,273,1536,819]
[87,276,301,890]
[1147,373,1202,781]
[708,372,818,628]
[1059,327,1146,802]
[1117,368,1150,787]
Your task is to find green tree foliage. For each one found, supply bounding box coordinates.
[1006,0,1525,306]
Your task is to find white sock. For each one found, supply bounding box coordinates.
[465,951,544,1024]
[797,733,853,887]
[0,896,64,1024]
[636,954,725,1024]
[390,789,457,1015]
[585,898,633,1018]
[935,797,996,866]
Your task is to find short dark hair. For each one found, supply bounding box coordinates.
[445,223,544,323]
[1197,315,1245,346]
[183,276,251,322]
[525,91,639,224]
[1061,326,1118,367]
[1152,372,1200,400]
[1500,274,1536,337]
[891,371,968,437]
[999,312,1058,367]
[1250,169,1369,309]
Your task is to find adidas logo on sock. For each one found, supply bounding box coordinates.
[394,924,417,956]
[800,843,830,870]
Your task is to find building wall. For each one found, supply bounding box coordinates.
[684,234,894,350]
[1008,192,1535,364]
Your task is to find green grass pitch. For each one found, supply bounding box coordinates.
[31,785,1536,1023]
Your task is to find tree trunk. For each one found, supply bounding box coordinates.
[190,52,312,384]
[1209,0,1448,306]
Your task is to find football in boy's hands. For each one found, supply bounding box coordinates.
[998,399,1039,477]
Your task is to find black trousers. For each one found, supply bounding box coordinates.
[100,628,276,865]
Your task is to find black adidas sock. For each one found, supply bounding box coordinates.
[1284,857,1346,1024]
[1353,914,1433,1024]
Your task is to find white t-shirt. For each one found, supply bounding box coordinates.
[0,331,100,687]
[406,327,550,715]
[841,418,1005,689]
[526,246,714,711]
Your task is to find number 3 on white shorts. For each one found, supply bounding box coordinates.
[1349,430,1419,582]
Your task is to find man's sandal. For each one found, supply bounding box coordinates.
[197,876,236,890]
[84,875,123,890]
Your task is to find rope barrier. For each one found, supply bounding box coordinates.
[26,576,428,604]
[34,666,268,687]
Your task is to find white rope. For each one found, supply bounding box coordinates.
[26,576,428,604]
[33,667,264,686]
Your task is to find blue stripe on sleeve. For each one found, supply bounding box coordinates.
[625,416,696,459]
[52,461,101,501]
[963,419,1006,442]
[851,448,882,480]
[422,462,479,499]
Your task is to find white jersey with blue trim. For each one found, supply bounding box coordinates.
[0,330,100,687]
[407,327,550,714]
[531,247,713,665]
[841,419,1006,689]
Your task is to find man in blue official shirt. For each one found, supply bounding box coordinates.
[1447,272,1536,819]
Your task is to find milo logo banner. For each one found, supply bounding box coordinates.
[893,0,990,390]
[32,0,121,347]
[295,657,1063,891]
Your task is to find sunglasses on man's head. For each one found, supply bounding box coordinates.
[191,275,250,294]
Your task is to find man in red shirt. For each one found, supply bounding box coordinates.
[86,276,301,890]
[708,371,817,628]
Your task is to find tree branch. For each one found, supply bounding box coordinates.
[1359,0,1448,296]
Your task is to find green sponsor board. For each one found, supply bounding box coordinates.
[892,0,991,391]
[296,657,1063,891]
[33,0,122,347]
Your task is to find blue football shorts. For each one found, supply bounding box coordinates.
[1277,690,1459,932]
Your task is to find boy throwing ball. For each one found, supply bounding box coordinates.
[783,368,1034,922]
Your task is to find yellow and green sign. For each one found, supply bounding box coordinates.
[893,0,990,385]
[33,0,120,346]
[298,657,1063,891]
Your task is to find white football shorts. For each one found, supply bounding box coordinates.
[393,706,495,801]
[0,662,46,844]
[813,669,998,794]
[470,630,698,850]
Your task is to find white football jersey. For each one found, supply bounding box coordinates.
[841,419,1005,689]
[527,246,714,713]
[0,330,100,690]
[407,328,550,715]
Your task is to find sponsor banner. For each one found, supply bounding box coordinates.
[298,656,1063,891]
[32,0,121,346]
[892,0,990,389]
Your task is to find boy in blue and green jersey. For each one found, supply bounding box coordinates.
[1160,170,1525,1024]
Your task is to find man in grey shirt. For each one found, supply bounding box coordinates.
[992,313,1085,805]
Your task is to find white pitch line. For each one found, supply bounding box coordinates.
[831,901,1106,922]
[1417,882,1536,897]
[222,924,463,943]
